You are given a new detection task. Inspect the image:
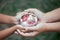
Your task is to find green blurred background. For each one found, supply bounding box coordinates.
[0,0,60,40]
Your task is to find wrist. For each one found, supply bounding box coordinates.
[37,23,47,32]
[38,23,48,32]
[41,23,48,32]
[14,25,24,30]
[12,25,18,30]
[45,23,53,32]
[9,16,17,24]
[14,25,19,29]
[41,14,48,23]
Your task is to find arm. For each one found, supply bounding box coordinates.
[0,14,17,24]
[0,25,17,40]
[23,8,60,23]
[17,8,60,37]
[43,8,60,22]
[46,22,60,32]
[0,25,24,40]
[18,22,60,37]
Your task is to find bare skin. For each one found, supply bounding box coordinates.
[0,14,24,40]
[18,8,60,37]
[43,8,60,22]
[0,14,18,24]
[0,8,60,39]
[0,25,17,40]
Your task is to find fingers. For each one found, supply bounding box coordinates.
[16,26,35,33]
[15,27,40,37]
[16,25,25,30]
[18,31,39,37]
[15,28,40,37]
[23,23,45,32]
[24,27,37,32]
[15,22,45,34]
[15,29,26,35]
[15,31,19,34]
[24,8,37,13]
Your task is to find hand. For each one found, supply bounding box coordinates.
[16,23,47,37]
[15,8,46,36]
[24,8,46,22]
[10,16,19,24]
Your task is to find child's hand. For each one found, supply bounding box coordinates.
[9,16,18,24]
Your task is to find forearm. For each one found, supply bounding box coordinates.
[0,26,17,40]
[45,22,60,32]
[43,8,60,22]
[0,14,15,24]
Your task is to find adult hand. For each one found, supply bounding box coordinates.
[15,8,47,37]
[16,23,47,37]
[24,8,46,22]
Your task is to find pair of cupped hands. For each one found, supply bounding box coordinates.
[14,8,47,37]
